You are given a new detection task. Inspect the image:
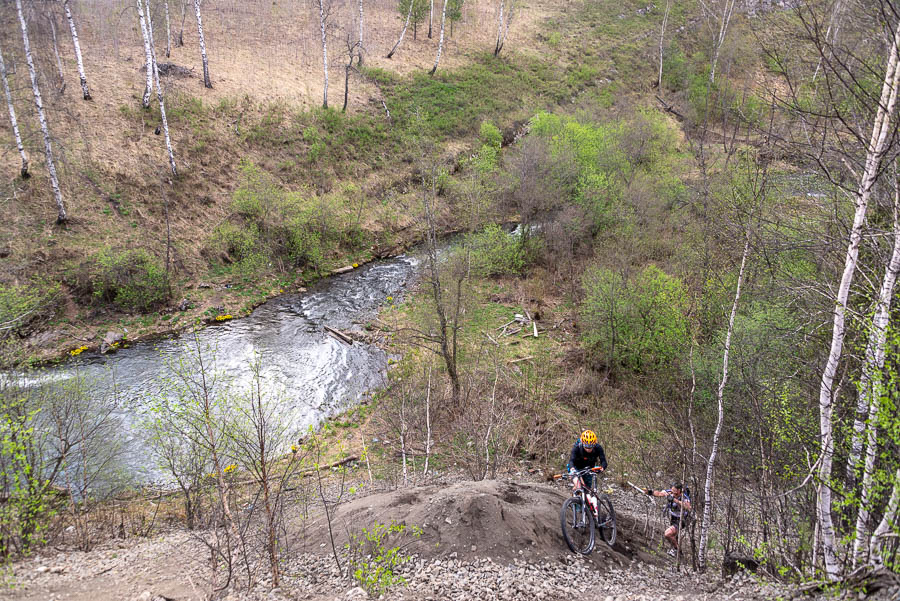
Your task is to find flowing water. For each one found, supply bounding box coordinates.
[13,254,420,481]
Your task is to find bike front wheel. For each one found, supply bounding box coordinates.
[596,494,617,546]
[560,496,595,554]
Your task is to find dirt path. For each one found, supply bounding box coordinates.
[2,479,794,601]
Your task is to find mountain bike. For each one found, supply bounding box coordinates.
[553,466,617,554]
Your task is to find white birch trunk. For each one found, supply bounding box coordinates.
[164,1,172,58]
[194,0,211,88]
[0,41,29,179]
[16,0,66,223]
[428,0,447,75]
[813,0,844,83]
[387,0,413,59]
[494,0,504,56]
[869,466,900,565]
[850,187,900,566]
[658,0,671,88]
[429,0,434,38]
[63,0,91,100]
[497,0,514,55]
[317,0,328,108]
[47,14,66,94]
[698,226,751,571]
[137,0,154,108]
[816,24,900,580]
[423,367,432,476]
[143,0,177,177]
[708,0,736,85]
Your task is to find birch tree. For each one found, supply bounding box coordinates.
[428,0,434,38]
[143,0,177,177]
[164,0,172,58]
[847,178,900,566]
[63,0,91,100]
[317,0,330,108]
[658,0,671,88]
[814,21,900,580]
[697,222,751,571]
[869,467,900,564]
[0,41,29,179]
[137,0,154,108]
[494,0,514,56]
[708,0,736,85]
[15,0,66,223]
[428,0,447,76]
[387,0,413,59]
[194,0,211,88]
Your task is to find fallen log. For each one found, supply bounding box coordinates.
[324,325,353,345]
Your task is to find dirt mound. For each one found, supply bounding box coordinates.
[302,479,659,568]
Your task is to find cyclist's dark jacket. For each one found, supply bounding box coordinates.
[567,441,608,472]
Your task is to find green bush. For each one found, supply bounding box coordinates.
[580,264,690,372]
[72,248,169,312]
[466,224,539,276]
[346,521,422,597]
[0,282,60,336]
[212,162,367,275]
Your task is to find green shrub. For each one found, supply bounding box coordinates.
[346,521,422,597]
[466,224,539,276]
[0,281,60,336]
[580,264,690,372]
[73,248,169,312]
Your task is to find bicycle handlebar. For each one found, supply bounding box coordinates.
[552,466,604,480]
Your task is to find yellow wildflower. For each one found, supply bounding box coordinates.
[69,345,88,356]
[291,444,298,454]
[223,464,237,474]
[215,314,233,322]
[352,263,359,268]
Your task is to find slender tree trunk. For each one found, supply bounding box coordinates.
[137,0,154,107]
[143,0,177,177]
[178,0,187,46]
[423,366,432,476]
[429,0,434,38]
[658,0,671,88]
[194,0,211,88]
[698,225,751,571]
[494,0,504,56]
[850,183,900,567]
[429,0,447,75]
[813,0,845,83]
[317,0,328,108]
[0,42,29,178]
[164,0,172,58]
[708,0,736,85]
[342,52,351,112]
[388,1,411,58]
[496,0,514,56]
[47,13,66,94]
[357,0,363,64]
[63,0,90,100]
[816,24,900,581]
[16,0,65,223]
[869,466,900,565]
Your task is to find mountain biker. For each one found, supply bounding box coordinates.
[645,482,692,557]
[567,430,607,495]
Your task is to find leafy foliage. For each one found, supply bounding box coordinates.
[69,248,169,312]
[580,264,690,372]
[346,521,422,596]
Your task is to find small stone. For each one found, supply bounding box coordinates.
[133,593,152,601]
[36,566,49,574]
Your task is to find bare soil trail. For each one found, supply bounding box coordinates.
[2,478,800,601]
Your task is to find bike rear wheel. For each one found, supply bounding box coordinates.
[560,496,595,554]
[596,494,617,546]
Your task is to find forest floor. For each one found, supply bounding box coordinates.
[2,476,801,601]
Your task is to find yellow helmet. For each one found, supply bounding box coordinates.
[581,430,597,446]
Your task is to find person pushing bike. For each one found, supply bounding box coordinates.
[645,482,692,557]
[567,430,607,493]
